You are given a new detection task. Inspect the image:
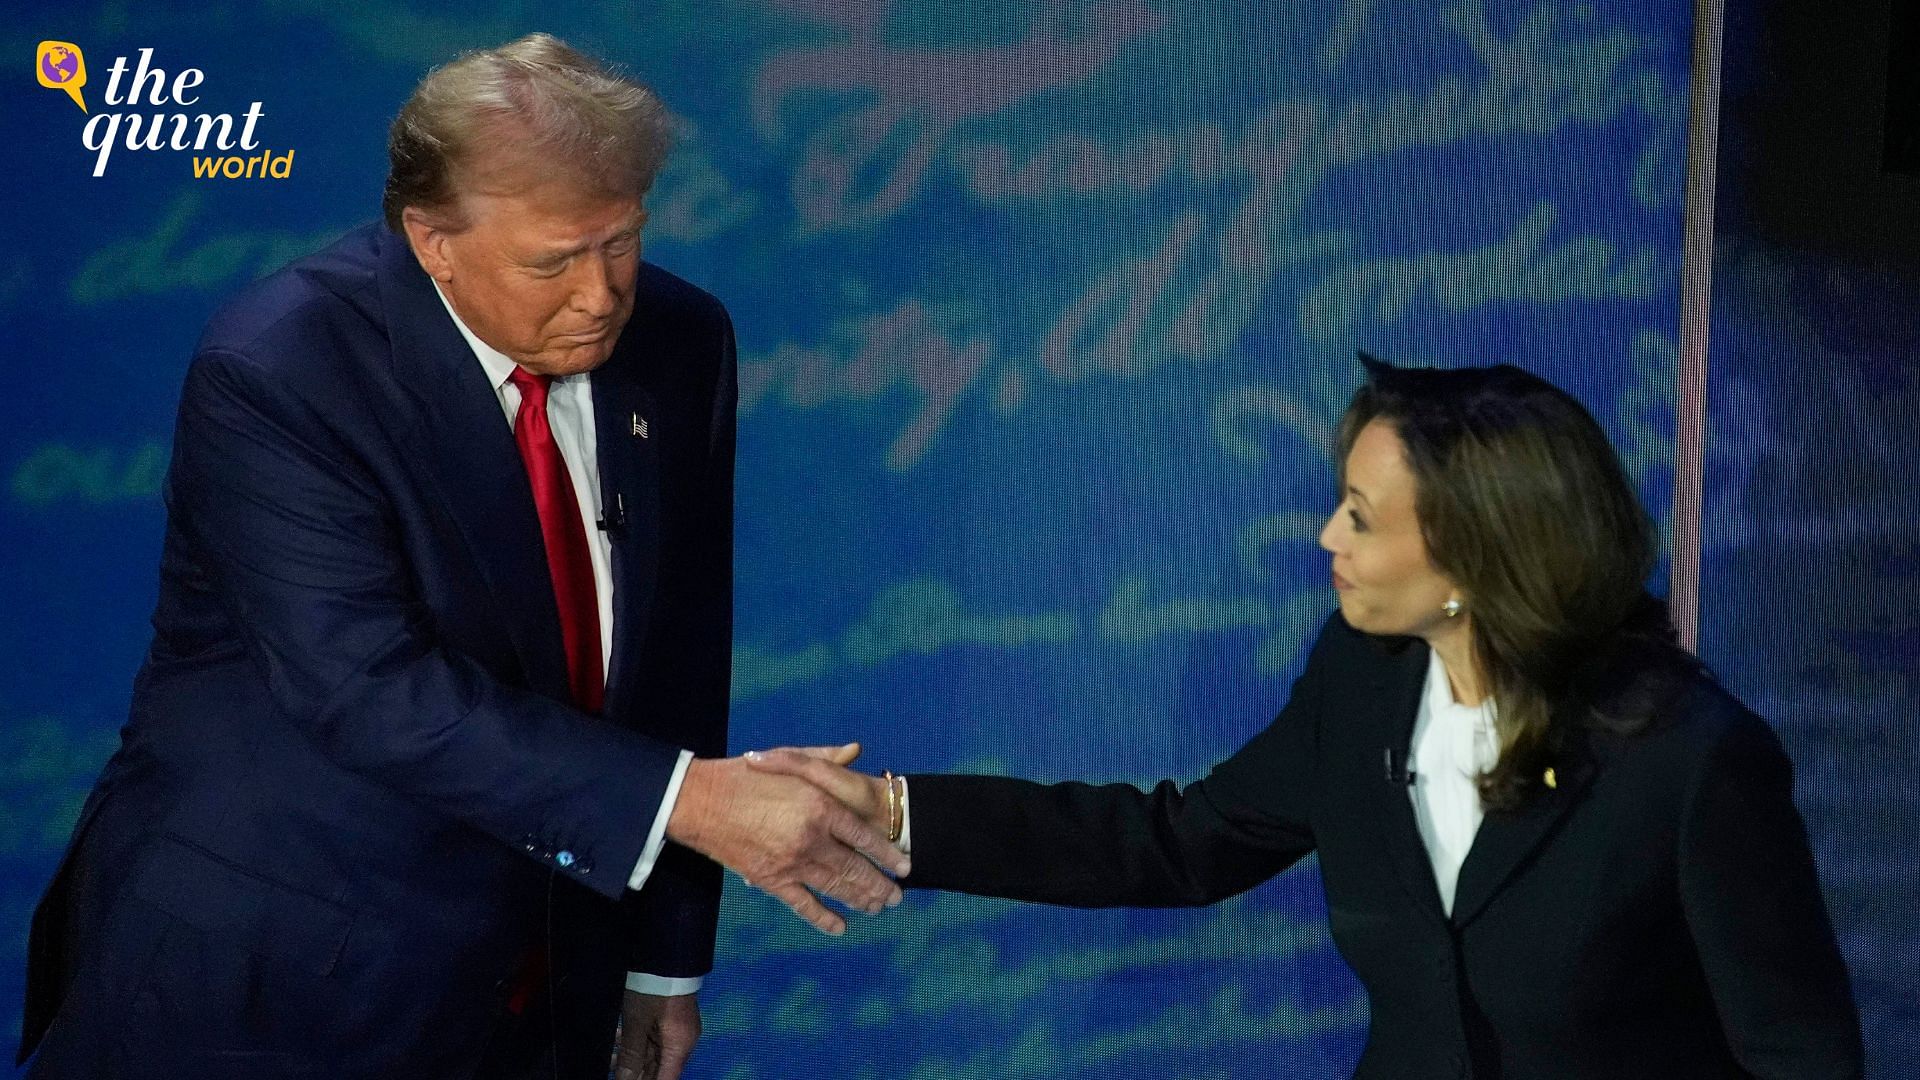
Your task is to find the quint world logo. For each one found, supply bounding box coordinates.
[36,41,294,179]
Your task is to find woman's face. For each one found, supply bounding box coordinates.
[1319,419,1463,639]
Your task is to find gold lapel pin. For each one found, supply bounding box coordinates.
[1544,766,1558,790]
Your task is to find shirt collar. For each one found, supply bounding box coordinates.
[430,282,524,393]
[1424,644,1495,723]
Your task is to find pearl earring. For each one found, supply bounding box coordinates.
[1441,598,1463,618]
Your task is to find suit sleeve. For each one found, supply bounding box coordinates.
[903,614,1338,908]
[619,304,737,978]
[1678,713,1863,1078]
[171,347,680,903]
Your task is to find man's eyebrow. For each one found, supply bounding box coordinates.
[525,213,648,264]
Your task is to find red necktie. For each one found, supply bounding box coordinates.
[507,367,604,713]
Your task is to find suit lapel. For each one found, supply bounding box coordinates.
[1358,639,1450,923]
[1450,745,1596,929]
[376,231,572,703]
[590,352,660,720]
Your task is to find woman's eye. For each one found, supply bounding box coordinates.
[1349,510,1368,533]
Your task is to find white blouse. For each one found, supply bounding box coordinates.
[1406,646,1499,915]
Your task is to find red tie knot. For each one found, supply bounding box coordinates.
[507,366,554,407]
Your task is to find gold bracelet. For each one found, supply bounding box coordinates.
[883,769,903,844]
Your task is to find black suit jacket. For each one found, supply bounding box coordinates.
[907,612,1861,1079]
[19,223,735,1079]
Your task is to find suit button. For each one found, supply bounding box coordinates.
[556,850,576,868]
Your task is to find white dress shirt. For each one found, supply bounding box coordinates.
[1405,647,1498,915]
[434,286,700,996]
[897,646,1496,920]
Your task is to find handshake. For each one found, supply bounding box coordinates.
[662,743,905,934]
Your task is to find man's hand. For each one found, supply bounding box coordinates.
[614,991,699,1080]
[742,745,891,838]
[667,745,909,935]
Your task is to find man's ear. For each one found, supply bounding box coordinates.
[400,207,455,283]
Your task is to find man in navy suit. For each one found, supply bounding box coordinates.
[17,33,907,1080]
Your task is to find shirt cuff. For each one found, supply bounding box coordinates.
[624,972,704,996]
[898,775,912,855]
[627,749,695,892]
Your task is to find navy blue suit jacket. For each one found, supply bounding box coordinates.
[19,223,736,1079]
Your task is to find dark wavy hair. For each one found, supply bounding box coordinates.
[1338,355,1699,810]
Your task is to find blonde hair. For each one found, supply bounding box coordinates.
[382,33,672,231]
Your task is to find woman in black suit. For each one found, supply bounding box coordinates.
[754,359,1862,1079]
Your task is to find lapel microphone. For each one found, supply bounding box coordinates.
[1383,747,1417,787]
[596,492,627,539]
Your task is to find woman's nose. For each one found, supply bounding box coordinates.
[1318,510,1341,553]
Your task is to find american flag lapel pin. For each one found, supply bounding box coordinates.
[631,412,649,438]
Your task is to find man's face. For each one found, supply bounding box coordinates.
[407,177,645,377]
